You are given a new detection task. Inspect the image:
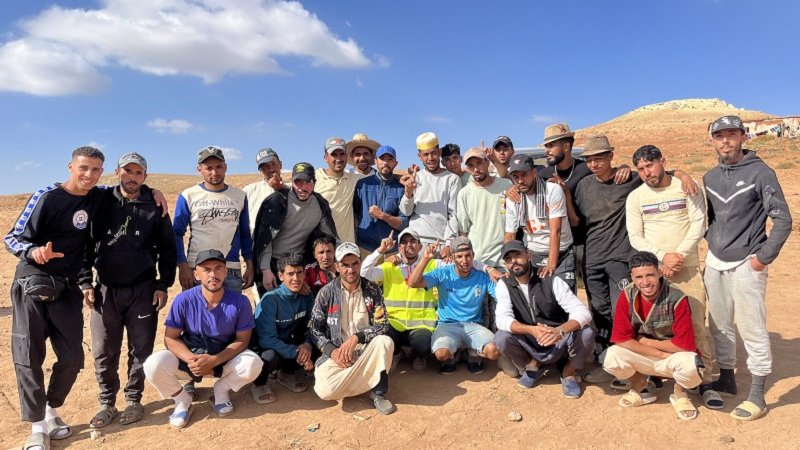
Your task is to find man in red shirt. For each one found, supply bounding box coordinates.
[304,235,337,298]
[603,251,704,420]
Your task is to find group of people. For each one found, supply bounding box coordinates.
[5,115,791,449]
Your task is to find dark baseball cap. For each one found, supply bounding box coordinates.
[500,240,527,260]
[493,136,514,149]
[292,162,315,182]
[118,152,147,171]
[710,115,745,134]
[256,147,278,166]
[451,236,473,254]
[198,146,226,164]
[508,155,535,173]
[195,249,226,266]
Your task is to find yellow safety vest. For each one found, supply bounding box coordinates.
[381,259,438,332]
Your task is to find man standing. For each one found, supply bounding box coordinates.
[458,147,513,269]
[143,250,263,427]
[493,241,594,397]
[242,147,288,235]
[353,145,409,259]
[315,136,363,245]
[408,237,500,374]
[400,132,461,259]
[346,133,381,176]
[625,145,721,409]
[254,162,337,294]
[703,115,792,421]
[250,253,315,404]
[441,143,472,186]
[173,146,254,293]
[504,154,574,289]
[603,252,703,420]
[310,242,396,415]
[5,146,106,449]
[80,152,177,428]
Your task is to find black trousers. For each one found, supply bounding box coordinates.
[385,327,432,359]
[584,260,630,349]
[11,277,84,422]
[91,280,159,406]
[253,322,318,386]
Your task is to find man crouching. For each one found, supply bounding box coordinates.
[310,242,396,415]
[603,251,703,420]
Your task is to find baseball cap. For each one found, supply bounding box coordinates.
[508,155,535,173]
[195,249,226,266]
[335,242,360,262]
[450,236,473,254]
[198,146,226,164]
[500,240,527,260]
[493,136,514,149]
[416,132,439,151]
[118,152,147,171]
[375,145,397,159]
[710,115,746,134]
[397,229,420,242]
[256,147,278,166]
[441,143,461,157]
[463,147,487,163]
[324,136,347,154]
[291,162,315,182]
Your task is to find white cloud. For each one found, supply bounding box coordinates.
[375,54,391,68]
[531,115,558,124]
[15,161,42,171]
[147,118,195,134]
[216,146,242,161]
[86,141,106,150]
[0,0,375,96]
[427,116,453,123]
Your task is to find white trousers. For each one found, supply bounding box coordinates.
[603,345,702,389]
[314,335,393,401]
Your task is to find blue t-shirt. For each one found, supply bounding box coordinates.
[423,266,495,324]
[165,286,255,343]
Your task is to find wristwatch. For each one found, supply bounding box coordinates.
[557,327,566,338]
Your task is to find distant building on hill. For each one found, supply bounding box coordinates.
[708,116,800,139]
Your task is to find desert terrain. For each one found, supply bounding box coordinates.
[0,99,798,449]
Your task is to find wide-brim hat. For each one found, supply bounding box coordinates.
[581,135,615,157]
[540,123,576,146]
[346,133,381,166]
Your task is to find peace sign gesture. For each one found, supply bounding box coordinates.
[378,230,396,255]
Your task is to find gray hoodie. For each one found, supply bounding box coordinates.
[703,150,792,265]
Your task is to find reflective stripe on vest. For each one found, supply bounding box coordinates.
[381,259,438,332]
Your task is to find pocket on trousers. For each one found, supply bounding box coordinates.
[11,333,30,366]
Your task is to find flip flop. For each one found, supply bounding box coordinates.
[89,404,119,429]
[23,432,50,450]
[169,404,194,428]
[701,389,725,410]
[251,384,276,404]
[731,401,767,421]
[209,396,234,416]
[119,401,144,425]
[619,388,657,408]
[46,416,72,440]
[670,394,698,420]
[277,374,307,393]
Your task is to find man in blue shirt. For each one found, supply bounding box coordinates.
[250,253,316,404]
[143,250,263,428]
[353,145,409,259]
[407,236,500,374]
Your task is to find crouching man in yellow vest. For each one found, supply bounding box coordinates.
[361,229,500,371]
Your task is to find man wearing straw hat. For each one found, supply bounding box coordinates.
[346,133,381,176]
[400,132,461,259]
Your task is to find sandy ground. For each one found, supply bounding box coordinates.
[0,145,799,449]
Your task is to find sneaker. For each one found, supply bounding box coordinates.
[468,361,485,375]
[370,392,397,415]
[412,357,428,371]
[440,359,457,375]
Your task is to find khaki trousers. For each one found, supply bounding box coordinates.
[667,265,713,383]
[314,335,393,401]
[603,345,702,389]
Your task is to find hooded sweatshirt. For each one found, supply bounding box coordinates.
[703,150,792,265]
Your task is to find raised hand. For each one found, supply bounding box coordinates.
[422,239,440,260]
[32,242,64,265]
[377,230,396,254]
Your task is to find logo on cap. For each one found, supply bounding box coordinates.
[295,163,306,172]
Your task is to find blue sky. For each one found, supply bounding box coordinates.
[1,0,798,194]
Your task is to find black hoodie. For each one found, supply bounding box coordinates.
[79,185,177,291]
[703,149,792,265]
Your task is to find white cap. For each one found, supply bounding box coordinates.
[335,242,360,262]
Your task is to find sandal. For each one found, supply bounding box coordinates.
[169,404,193,428]
[277,374,307,393]
[209,396,234,416]
[701,388,725,410]
[183,383,197,401]
[731,400,767,421]
[89,404,119,429]
[46,416,73,440]
[584,366,613,384]
[670,394,698,420]
[251,384,276,404]
[120,401,144,425]
[24,432,50,450]
[619,388,657,408]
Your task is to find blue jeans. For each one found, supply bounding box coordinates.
[224,269,243,293]
[431,322,495,355]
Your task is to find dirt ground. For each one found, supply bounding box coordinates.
[1,125,799,448]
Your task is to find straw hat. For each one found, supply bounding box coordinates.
[346,133,381,166]
[581,135,615,156]
[540,123,576,146]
